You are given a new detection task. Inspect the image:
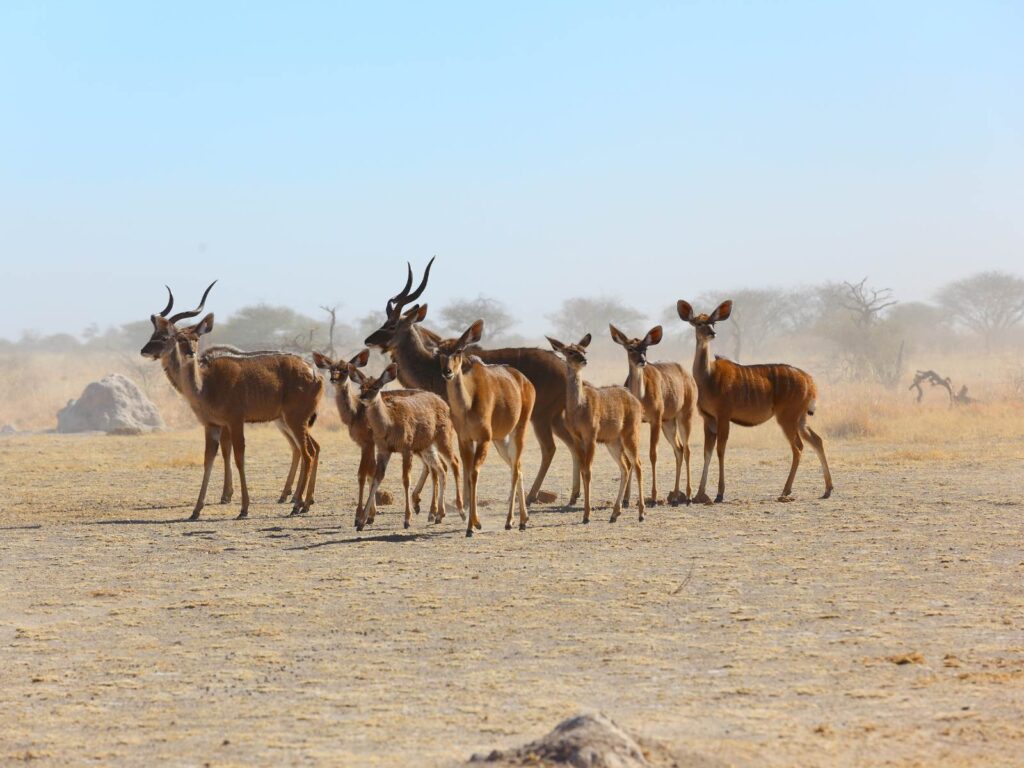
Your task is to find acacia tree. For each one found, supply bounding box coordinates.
[214,304,325,350]
[838,277,897,328]
[695,288,788,361]
[936,271,1024,350]
[814,279,903,386]
[438,296,516,341]
[547,297,645,341]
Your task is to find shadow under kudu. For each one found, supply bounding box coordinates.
[285,528,457,550]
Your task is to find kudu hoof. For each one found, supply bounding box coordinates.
[777,495,795,503]
[236,511,248,520]
[188,512,201,521]
[519,522,527,531]
[220,495,232,505]
[404,520,410,529]
[821,488,833,499]
[466,528,473,538]
[277,494,290,504]
[714,494,724,503]
[505,522,512,530]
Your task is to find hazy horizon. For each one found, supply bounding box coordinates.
[3,2,1022,340]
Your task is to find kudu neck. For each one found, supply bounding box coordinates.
[165,344,205,404]
[391,325,436,389]
[564,364,586,410]
[626,358,646,402]
[693,337,714,381]
[445,366,474,413]
[335,379,361,425]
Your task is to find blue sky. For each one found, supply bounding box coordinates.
[1,1,1021,339]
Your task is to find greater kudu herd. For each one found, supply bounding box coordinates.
[141,260,833,534]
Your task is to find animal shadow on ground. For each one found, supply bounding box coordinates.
[285,529,455,550]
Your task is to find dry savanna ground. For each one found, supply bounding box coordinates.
[2,397,1023,766]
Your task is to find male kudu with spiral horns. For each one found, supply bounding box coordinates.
[141,282,323,520]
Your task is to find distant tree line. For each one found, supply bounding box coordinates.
[3,270,1023,390]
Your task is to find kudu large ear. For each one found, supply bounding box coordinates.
[609,324,629,347]
[380,363,399,385]
[546,336,566,355]
[578,333,592,348]
[457,320,484,350]
[676,300,695,323]
[643,326,663,347]
[194,313,215,336]
[312,352,332,370]
[347,364,369,385]
[350,348,370,368]
[401,304,428,325]
[710,300,733,323]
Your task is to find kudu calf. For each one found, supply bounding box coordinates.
[547,335,645,524]
[313,349,439,524]
[609,324,696,505]
[436,320,536,536]
[354,363,464,532]
[141,284,323,519]
[676,299,834,503]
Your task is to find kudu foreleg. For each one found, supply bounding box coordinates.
[219,428,233,504]
[693,417,717,505]
[230,423,250,519]
[191,425,221,521]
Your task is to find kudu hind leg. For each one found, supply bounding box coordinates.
[647,418,661,505]
[628,431,645,521]
[680,409,694,503]
[801,423,833,498]
[526,418,557,506]
[359,452,390,531]
[229,423,251,519]
[778,418,803,501]
[605,441,629,522]
[552,413,581,506]
[286,419,314,516]
[713,420,730,503]
[401,451,413,529]
[301,433,320,511]
[274,419,301,504]
[661,418,686,505]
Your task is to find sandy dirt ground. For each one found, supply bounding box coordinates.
[1,426,1022,766]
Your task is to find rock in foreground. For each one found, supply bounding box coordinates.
[57,374,164,434]
[469,712,711,768]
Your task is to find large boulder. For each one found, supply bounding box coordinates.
[57,374,164,434]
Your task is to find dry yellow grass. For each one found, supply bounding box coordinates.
[1,420,1023,766]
